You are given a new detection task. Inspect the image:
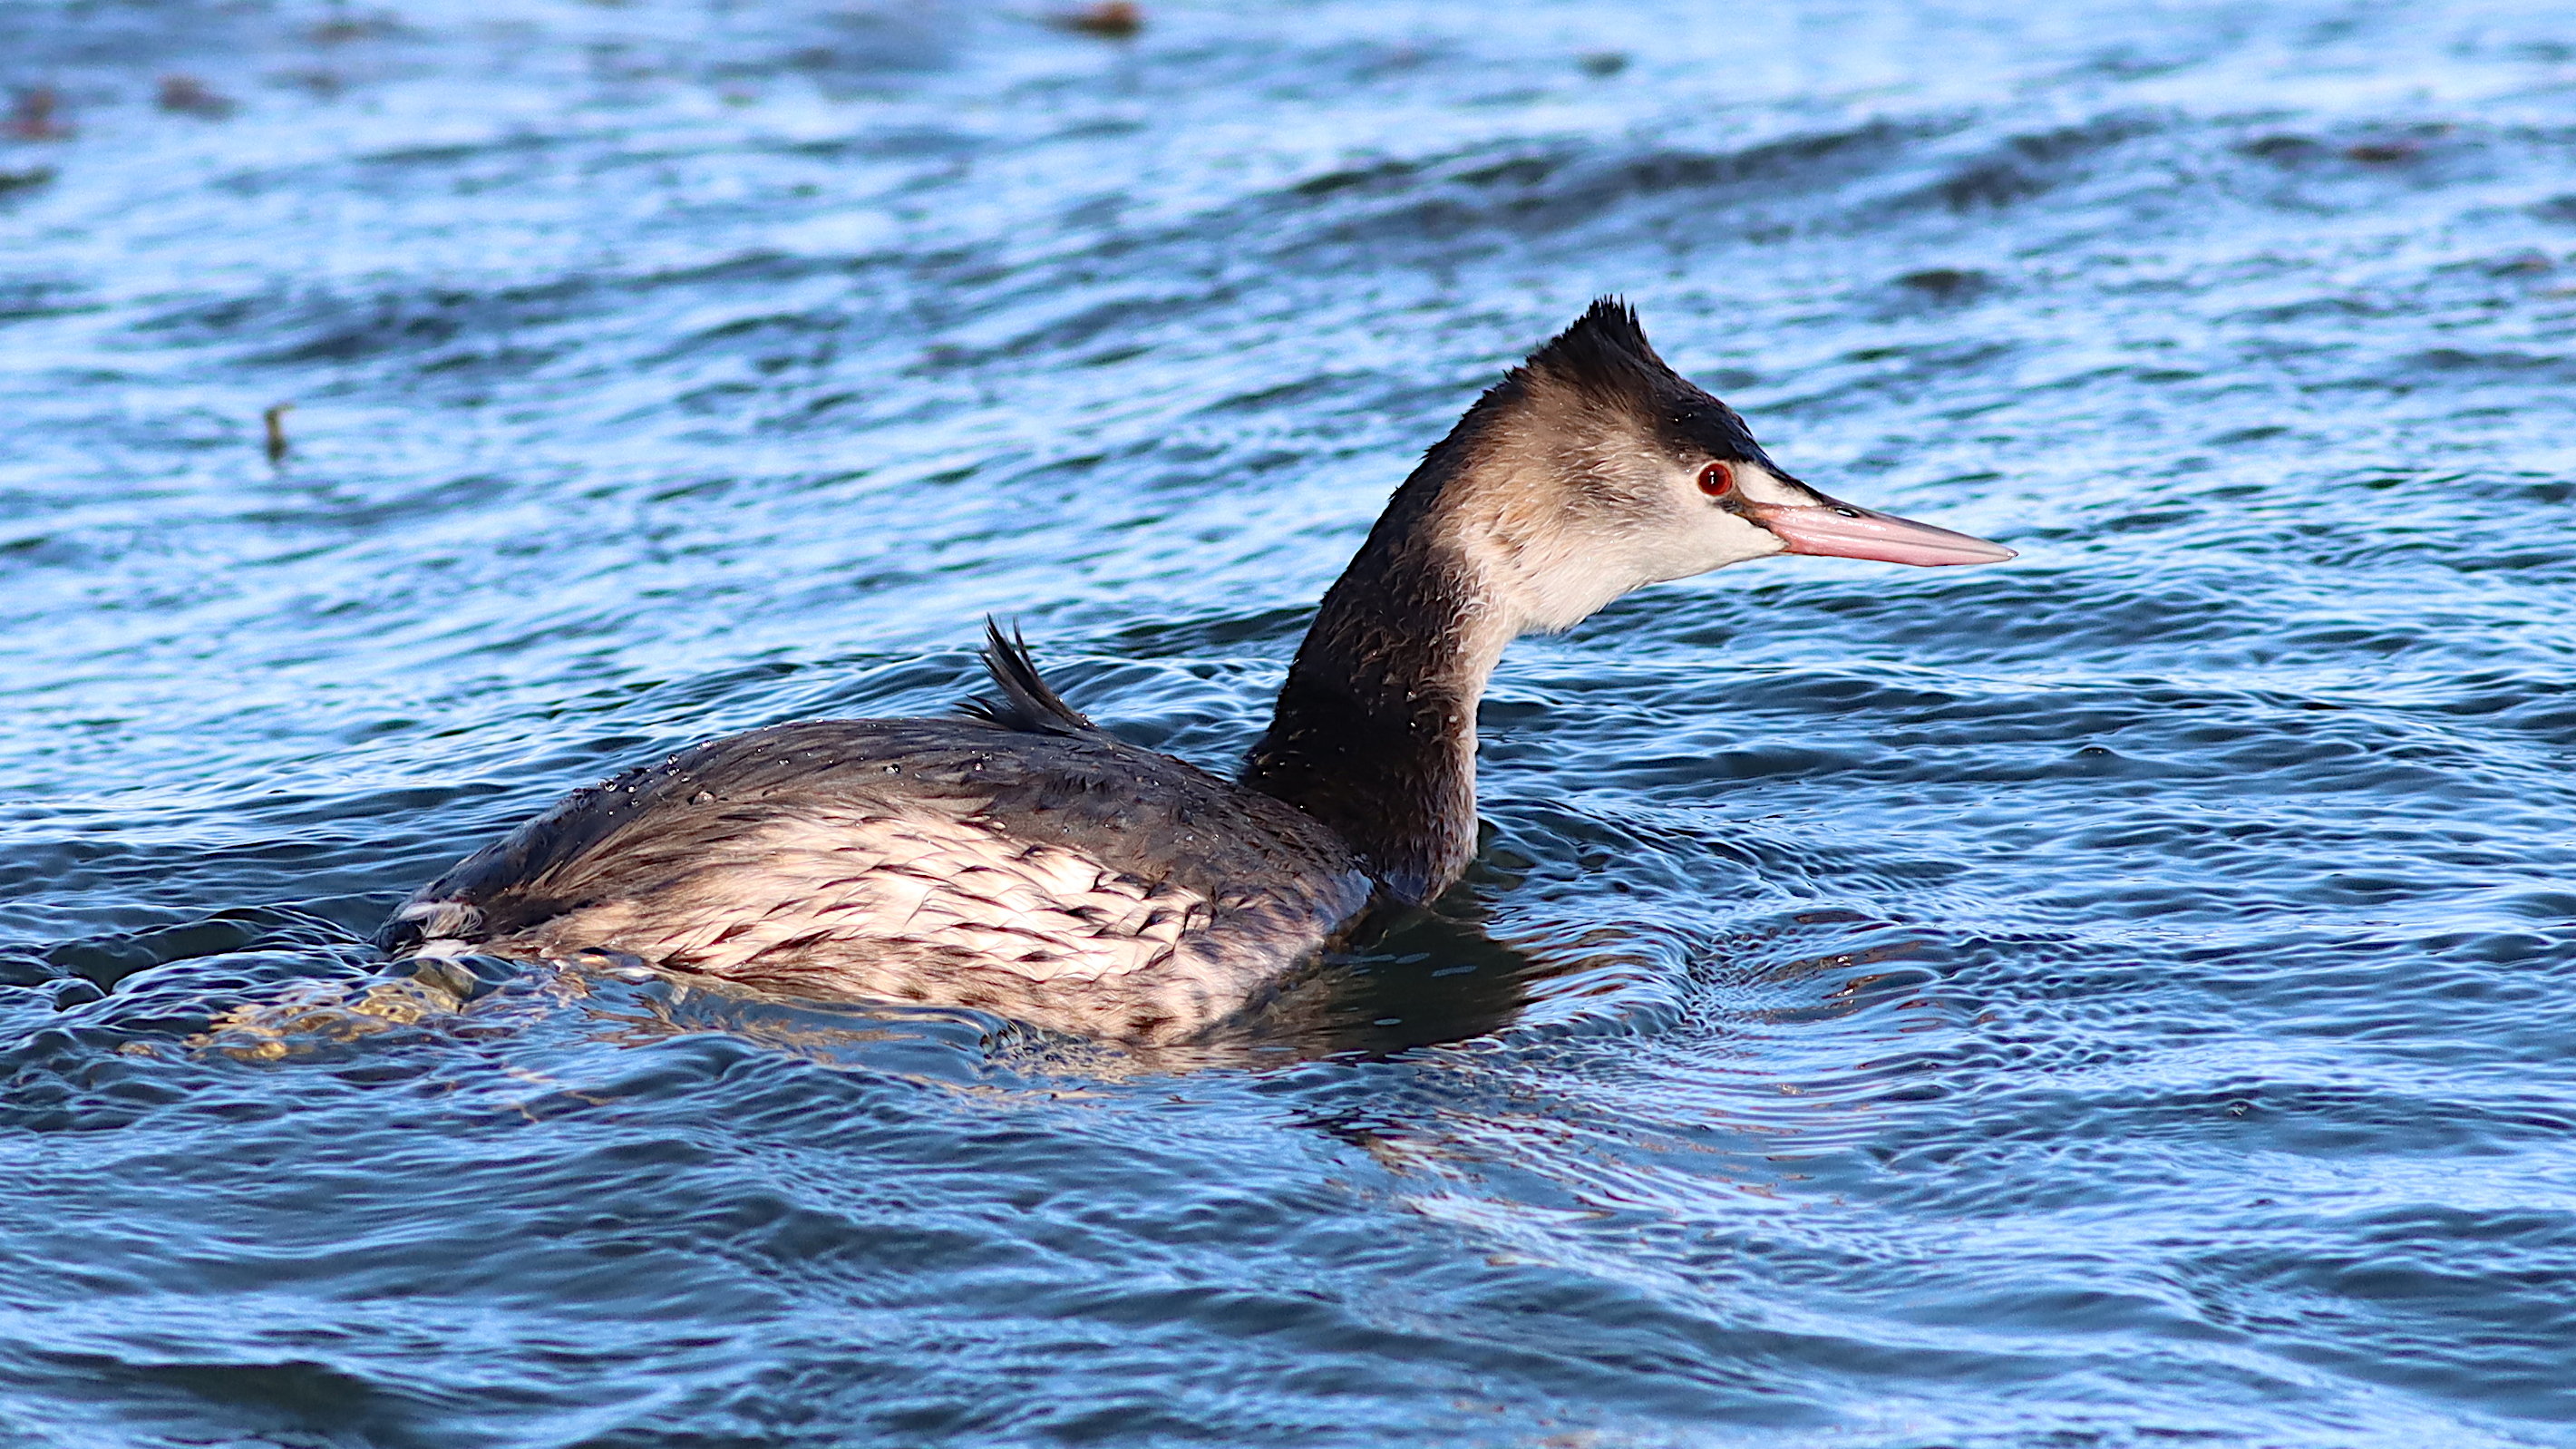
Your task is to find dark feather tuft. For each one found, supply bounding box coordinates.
[958,618,1100,736]
[1517,296,1773,466]
[1521,296,1678,401]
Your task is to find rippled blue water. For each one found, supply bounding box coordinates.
[6,1,2576,1444]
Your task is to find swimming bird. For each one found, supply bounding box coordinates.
[380,300,2014,1042]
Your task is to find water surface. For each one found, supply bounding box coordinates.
[5,1,2576,1444]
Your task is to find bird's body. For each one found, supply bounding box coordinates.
[386,693,1375,1043]
[384,300,2014,1042]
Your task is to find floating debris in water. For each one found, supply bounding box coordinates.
[1577,52,1628,77]
[5,85,73,141]
[157,74,237,119]
[310,4,403,44]
[1053,2,1142,39]
[0,165,54,196]
[1895,266,1992,303]
[271,67,347,98]
[263,402,295,464]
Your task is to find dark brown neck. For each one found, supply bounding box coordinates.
[1239,306,1739,898]
[1239,483,1500,905]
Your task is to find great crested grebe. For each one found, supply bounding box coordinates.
[381,300,2014,1042]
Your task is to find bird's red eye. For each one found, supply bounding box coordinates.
[1698,462,1735,497]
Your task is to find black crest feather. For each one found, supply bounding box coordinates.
[958,618,1100,736]
[1521,296,1678,401]
[1518,296,1774,467]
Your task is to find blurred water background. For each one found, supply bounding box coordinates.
[5,0,2576,1444]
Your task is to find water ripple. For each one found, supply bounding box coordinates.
[6,0,2576,1444]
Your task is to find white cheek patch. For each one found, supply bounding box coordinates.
[1454,521,1634,635]
[1728,462,1810,507]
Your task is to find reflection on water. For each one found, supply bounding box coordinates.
[6,0,2576,1444]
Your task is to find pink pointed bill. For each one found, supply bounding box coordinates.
[1750,501,2017,567]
